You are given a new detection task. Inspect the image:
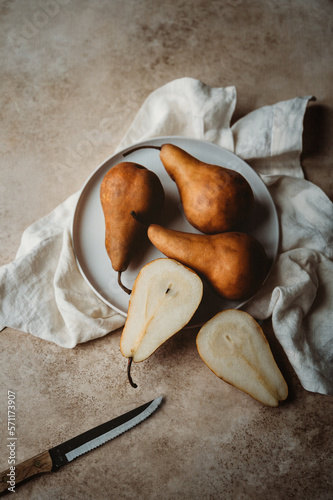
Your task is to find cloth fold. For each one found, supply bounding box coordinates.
[1,77,332,395]
[232,95,311,176]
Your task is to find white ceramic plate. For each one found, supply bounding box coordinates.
[71,136,279,326]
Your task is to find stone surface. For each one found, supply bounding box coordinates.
[1,1,333,499]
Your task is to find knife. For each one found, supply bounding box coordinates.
[0,396,162,494]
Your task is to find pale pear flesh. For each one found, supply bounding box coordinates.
[196,310,288,406]
[120,258,203,363]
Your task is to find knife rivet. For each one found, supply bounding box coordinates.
[34,460,41,468]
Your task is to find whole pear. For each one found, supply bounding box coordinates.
[147,224,267,301]
[100,162,164,293]
[159,144,254,234]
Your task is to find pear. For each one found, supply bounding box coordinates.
[147,224,267,301]
[196,310,288,406]
[100,162,164,293]
[159,144,254,234]
[120,258,203,387]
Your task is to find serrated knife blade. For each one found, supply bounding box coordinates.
[0,396,162,495]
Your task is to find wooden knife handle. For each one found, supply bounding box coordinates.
[0,450,53,494]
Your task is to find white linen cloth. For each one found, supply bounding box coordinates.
[1,77,332,395]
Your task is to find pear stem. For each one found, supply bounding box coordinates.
[123,145,161,157]
[127,357,138,388]
[118,271,132,295]
[130,210,148,229]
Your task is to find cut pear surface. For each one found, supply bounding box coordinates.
[120,258,203,363]
[196,310,288,407]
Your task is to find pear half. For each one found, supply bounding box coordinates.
[196,310,288,406]
[120,258,203,387]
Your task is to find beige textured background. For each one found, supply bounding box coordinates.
[1,1,332,499]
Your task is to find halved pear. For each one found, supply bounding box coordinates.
[120,258,203,387]
[196,310,288,406]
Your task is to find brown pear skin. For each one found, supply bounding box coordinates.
[147,225,268,301]
[159,144,254,234]
[100,162,164,291]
